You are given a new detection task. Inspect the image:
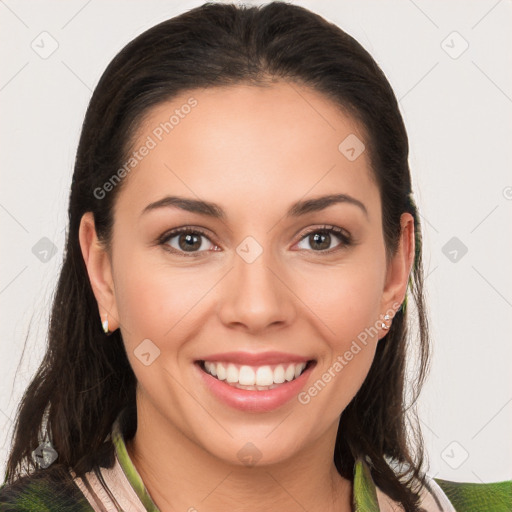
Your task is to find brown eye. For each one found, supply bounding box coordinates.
[308,232,331,251]
[296,226,351,253]
[160,228,217,256]
[176,232,203,251]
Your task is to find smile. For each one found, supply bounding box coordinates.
[200,361,310,390]
[195,353,316,412]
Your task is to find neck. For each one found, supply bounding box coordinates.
[126,405,353,512]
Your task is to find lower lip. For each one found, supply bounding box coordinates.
[195,362,315,413]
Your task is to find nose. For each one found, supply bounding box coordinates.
[217,246,297,334]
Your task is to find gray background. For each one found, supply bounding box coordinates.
[1,0,511,483]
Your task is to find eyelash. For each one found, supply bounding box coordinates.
[157,225,353,258]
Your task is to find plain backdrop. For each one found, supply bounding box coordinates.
[1,0,511,484]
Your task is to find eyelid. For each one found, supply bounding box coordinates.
[295,224,351,241]
[157,226,214,242]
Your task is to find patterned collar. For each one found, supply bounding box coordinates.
[96,408,450,512]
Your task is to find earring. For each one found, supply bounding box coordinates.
[102,314,110,334]
[32,406,58,469]
[380,314,391,330]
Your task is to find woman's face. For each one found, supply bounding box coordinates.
[81,82,413,466]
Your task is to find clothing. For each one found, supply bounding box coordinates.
[1,409,511,511]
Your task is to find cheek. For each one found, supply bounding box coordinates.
[294,261,384,418]
[112,247,203,344]
[112,247,225,368]
[111,252,208,404]
[295,257,385,345]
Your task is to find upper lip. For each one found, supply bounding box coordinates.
[197,351,313,366]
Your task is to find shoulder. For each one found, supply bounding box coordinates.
[433,476,512,512]
[375,470,512,512]
[0,465,93,512]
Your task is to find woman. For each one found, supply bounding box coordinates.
[1,2,510,511]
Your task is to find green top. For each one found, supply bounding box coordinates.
[1,409,511,511]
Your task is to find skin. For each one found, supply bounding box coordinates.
[79,82,415,512]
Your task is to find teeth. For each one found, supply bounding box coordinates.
[226,364,238,383]
[256,366,273,386]
[273,365,285,384]
[239,365,255,386]
[202,361,308,387]
[285,364,295,381]
[216,362,226,381]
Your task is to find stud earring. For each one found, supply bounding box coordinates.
[380,314,391,330]
[102,314,110,334]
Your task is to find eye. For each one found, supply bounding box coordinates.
[295,225,352,253]
[159,227,219,256]
[157,224,352,257]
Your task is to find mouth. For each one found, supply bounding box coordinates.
[197,360,315,391]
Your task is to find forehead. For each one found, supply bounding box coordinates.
[116,82,379,223]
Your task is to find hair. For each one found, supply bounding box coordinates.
[5,2,432,510]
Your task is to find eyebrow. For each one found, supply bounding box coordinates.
[140,193,368,220]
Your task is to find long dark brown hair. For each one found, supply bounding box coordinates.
[5,2,431,510]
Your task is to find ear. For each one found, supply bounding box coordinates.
[78,212,119,332]
[379,212,415,326]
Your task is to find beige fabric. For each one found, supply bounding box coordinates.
[72,455,455,512]
[72,453,146,512]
